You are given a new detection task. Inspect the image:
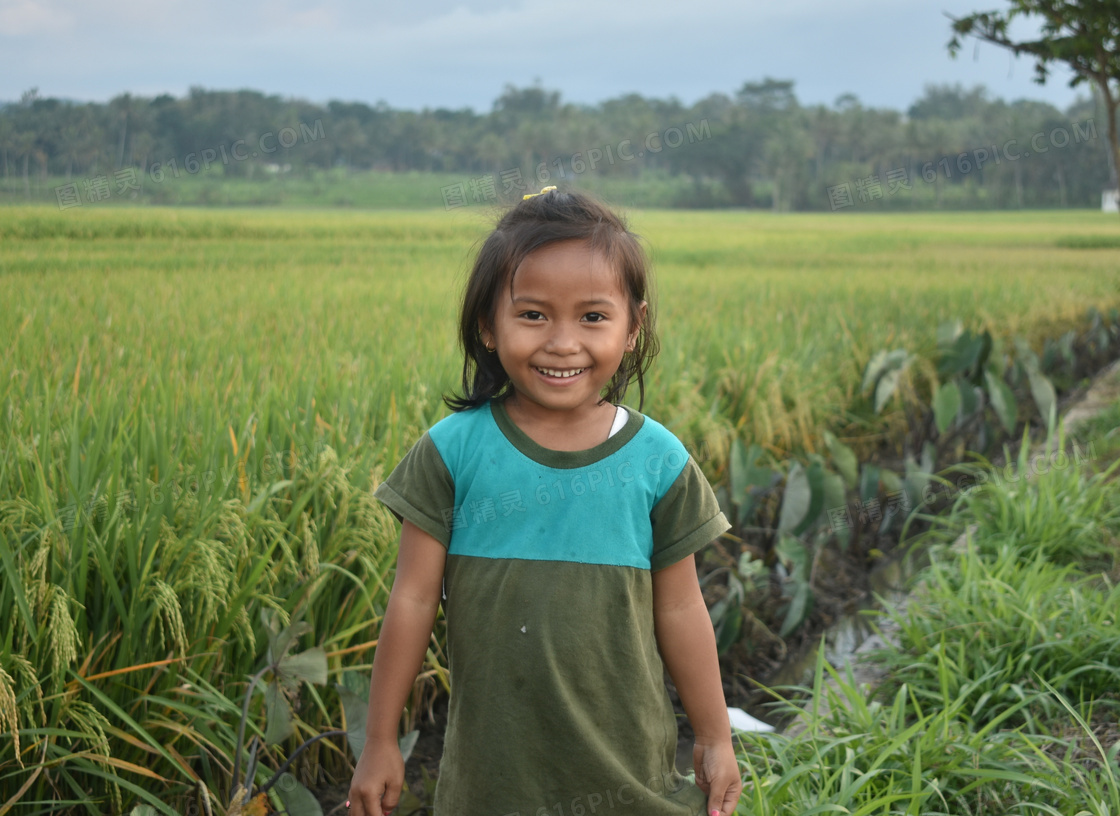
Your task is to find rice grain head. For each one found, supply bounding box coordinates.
[145,578,189,656]
[0,662,22,767]
[47,585,82,688]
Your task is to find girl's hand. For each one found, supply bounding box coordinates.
[693,736,742,816]
[347,739,405,816]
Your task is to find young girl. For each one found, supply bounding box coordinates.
[348,187,742,816]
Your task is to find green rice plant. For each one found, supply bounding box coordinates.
[0,403,419,810]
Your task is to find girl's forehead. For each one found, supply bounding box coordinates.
[506,240,625,295]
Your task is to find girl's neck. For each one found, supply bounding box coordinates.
[501,393,619,452]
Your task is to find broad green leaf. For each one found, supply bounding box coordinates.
[879,468,903,495]
[712,597,743,655]
[776,533,809,580]
[920,441,935,474]
[399,729,420,764]
[874,366,902,413]
[976,330,994,377]
[821,471,850,550]
[1059,330,1076,364]
[779,581,812,638]
[1026,367,1056,425]
[738,552,767,582]
[269,620,313,664]
[337,684,369,761]
[729,441,772,508]
[273,773,324,816]
[859,463,881,505]
[264,679,293,745]
[793,461,826,537]
[823,430,858,489]
[777,462,810,534]
[903,455,932,511]
[936,319,962,349]
[708,576,745,655]
[714,484,733,527]
[933,380,961,434]
[279,647,328,686]
[984,370,1018,434]
[959,382,979,417]
[1013,336,1040,372]
[861,349,889,395]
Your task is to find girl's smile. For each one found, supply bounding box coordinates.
[480,239,645,445]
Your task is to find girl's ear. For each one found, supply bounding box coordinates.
[626,301,648,351]
[478,319,495,352]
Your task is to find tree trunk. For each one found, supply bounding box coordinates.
[1103,87,1120,215]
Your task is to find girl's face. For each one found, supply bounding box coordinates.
[480,239,645,422]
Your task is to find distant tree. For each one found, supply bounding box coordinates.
[947,0,1120,203]
[908,84,993,120]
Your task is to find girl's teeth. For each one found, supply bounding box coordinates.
[538,367,584,378]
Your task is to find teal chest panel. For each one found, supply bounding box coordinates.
[428,406,689,567]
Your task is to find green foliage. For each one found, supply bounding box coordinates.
[0,77,1113,211]
[947,0,1120,208]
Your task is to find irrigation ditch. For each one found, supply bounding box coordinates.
[707,331,1120,734]
[669,313,1120,782]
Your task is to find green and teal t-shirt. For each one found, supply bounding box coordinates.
[373,399,730,816]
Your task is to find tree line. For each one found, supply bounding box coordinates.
[0,80,1114,210]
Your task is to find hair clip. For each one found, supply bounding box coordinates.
[522,185,557,200]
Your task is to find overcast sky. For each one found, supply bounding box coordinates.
[0,0,1092,114]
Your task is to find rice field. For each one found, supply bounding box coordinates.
[1,205,1119,813]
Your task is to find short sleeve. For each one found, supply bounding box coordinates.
[649,457,730,571]
[372,432,455,549]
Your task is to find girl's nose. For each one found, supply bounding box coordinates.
[544,322,580,354]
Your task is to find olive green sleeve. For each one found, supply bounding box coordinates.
[372,432,455,549]
[649,457,730,572]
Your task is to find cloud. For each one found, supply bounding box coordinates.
[0,0,76,36]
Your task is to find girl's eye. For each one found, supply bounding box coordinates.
[520,311,544,321]
[583,312,606,323]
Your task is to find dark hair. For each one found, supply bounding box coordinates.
[444,188,659,412]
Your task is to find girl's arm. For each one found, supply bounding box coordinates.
[349,519,447,816]
[652,556,742,816]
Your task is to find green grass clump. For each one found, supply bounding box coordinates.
[872,544,1120,729]
[735,652,1062,815]
[931,427,1120,570]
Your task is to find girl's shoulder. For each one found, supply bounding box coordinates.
[429,401,493,439]
[625,407,686,450]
